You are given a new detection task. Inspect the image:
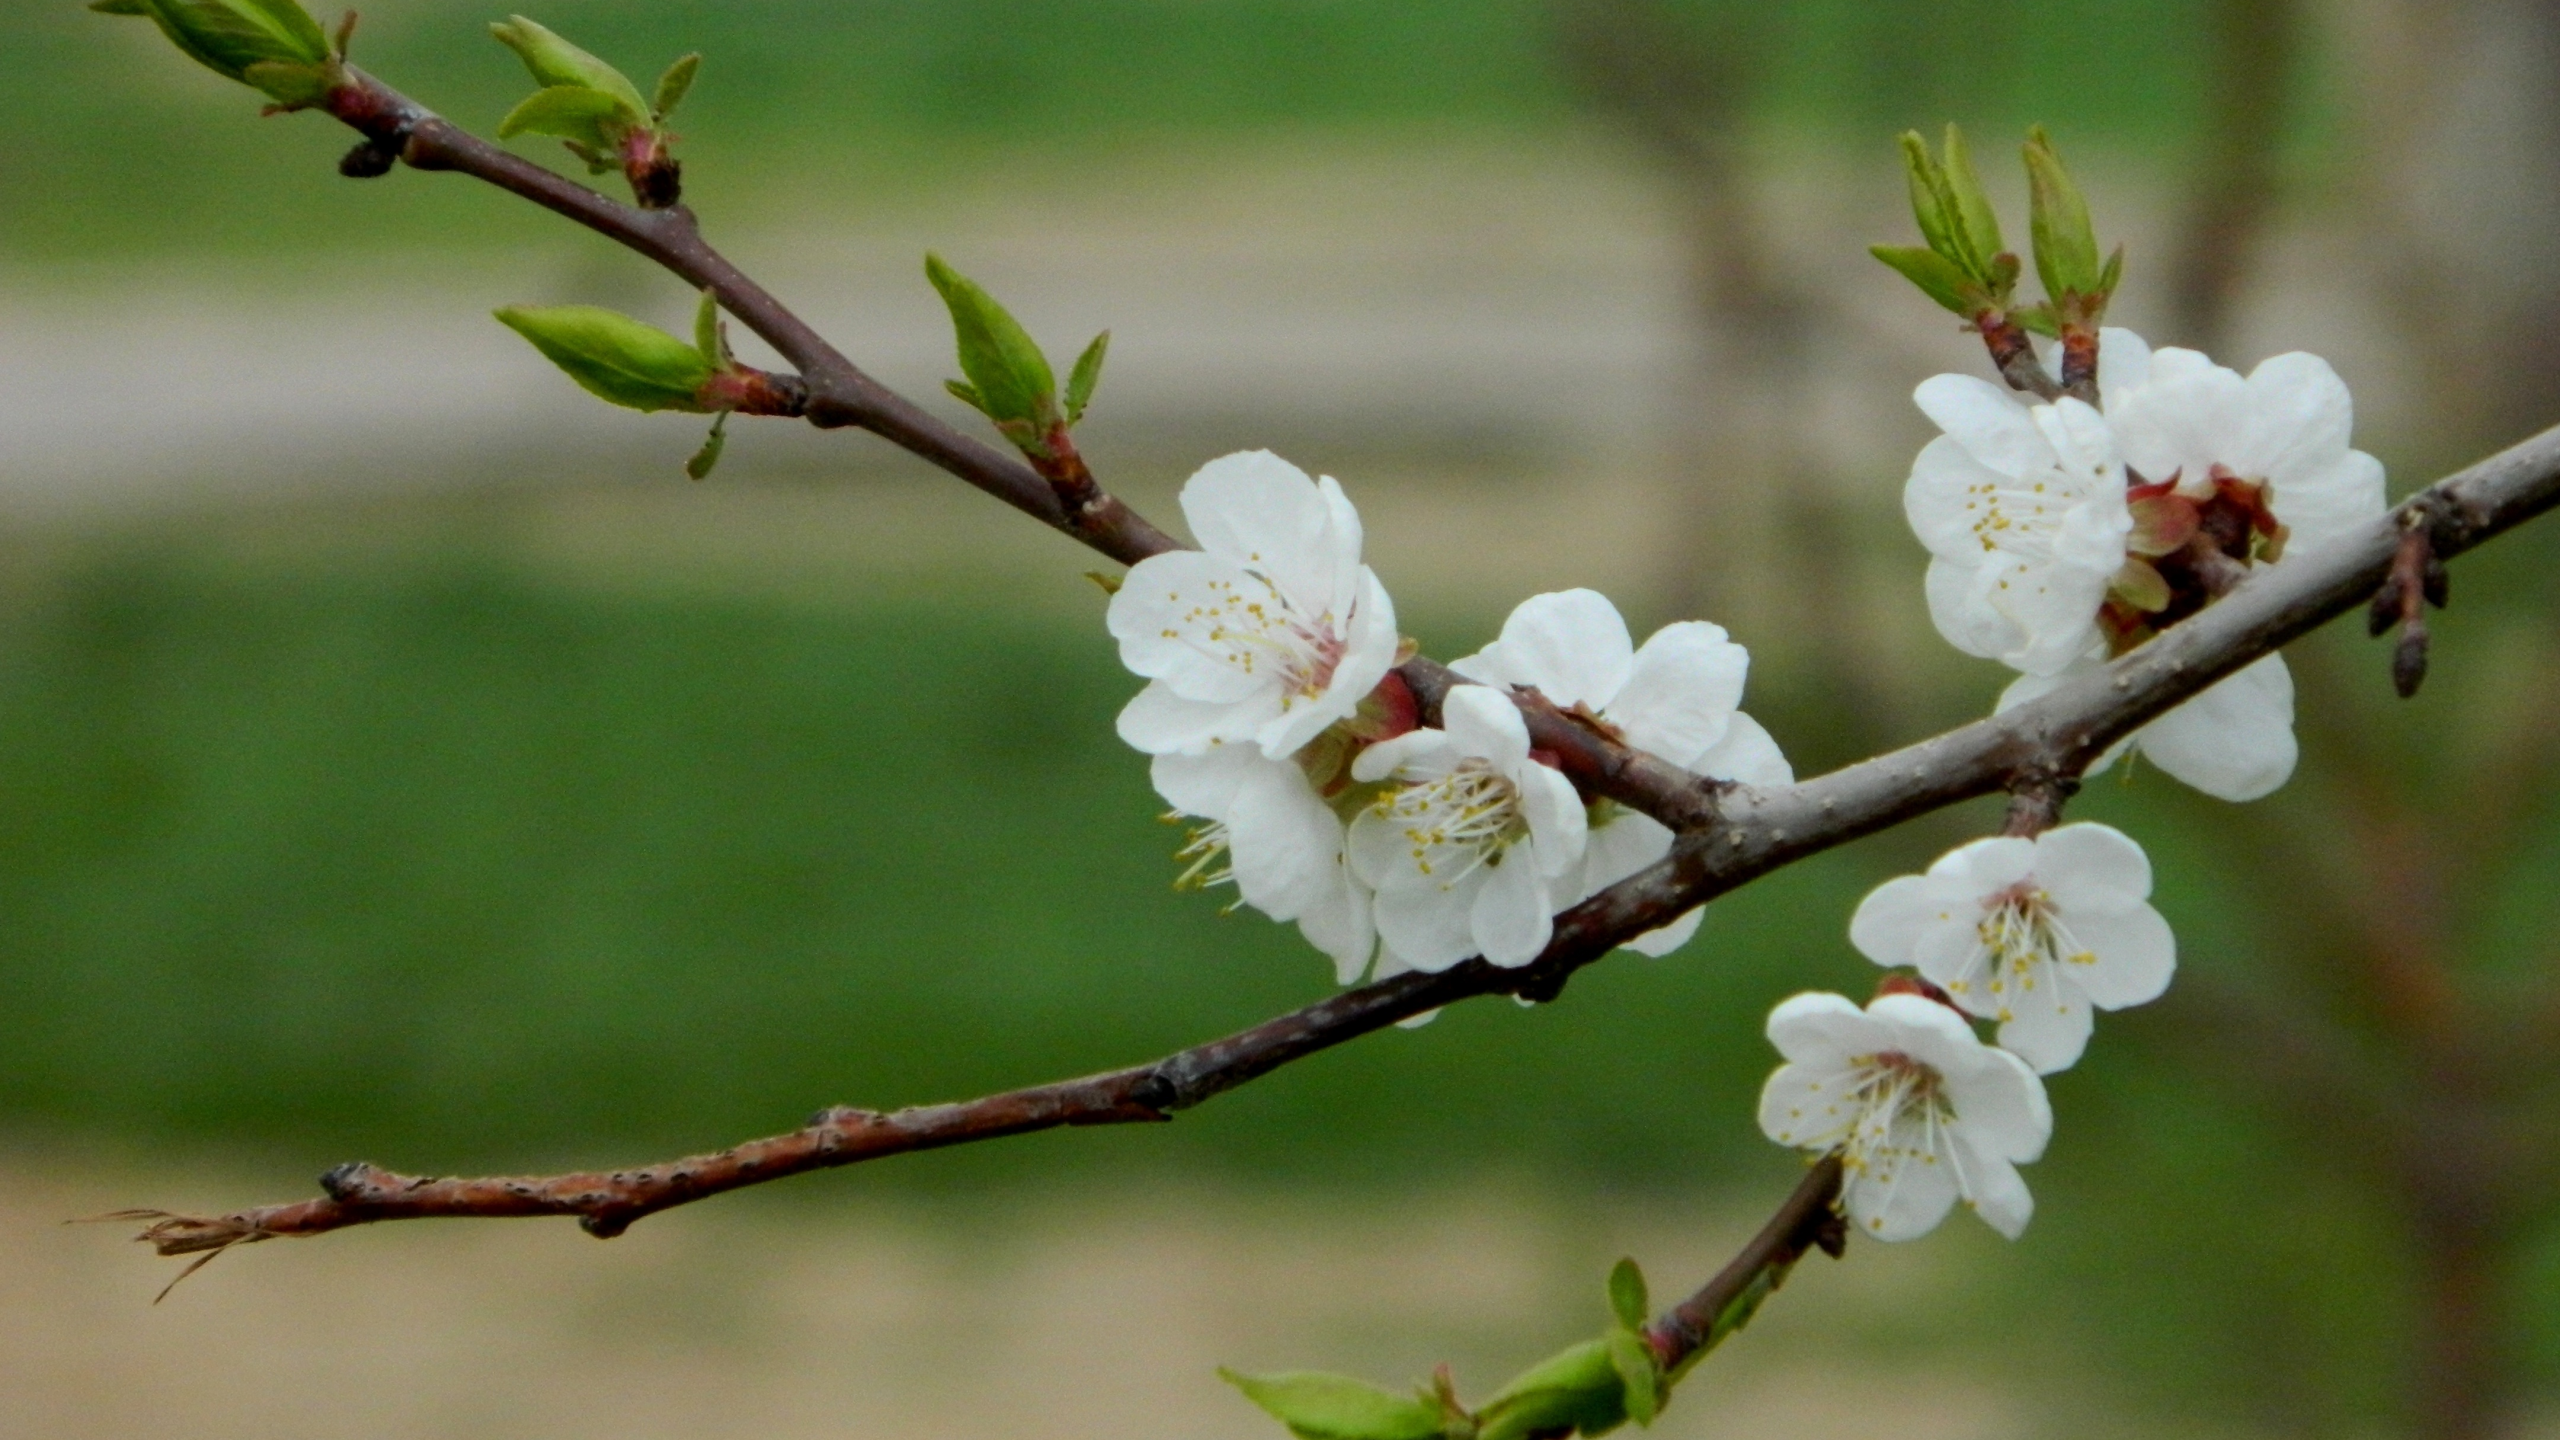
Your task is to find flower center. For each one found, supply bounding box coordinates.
[2102,465,2288,653]
[1950,882,2096,1022]
[1371,758,1525,881]
[1836,1050,1957,1227]
[1183,571,1347,707]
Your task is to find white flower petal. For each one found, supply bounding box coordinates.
[1351,726,1460,783]
[2108,347,2250,484]
[1758,1060,1860,1149]
[2031,822,2152,914]
[1993,981,2095,1075]
[1370,870,1487,972]
[2270,448,2386,560]
[1905,434,2014,558]
[1581,810,1673,899]
[2095,326,2152,405]
[1441,685,1532,774]
[1180,450,1336,605]
[2234,351,2352,483]
[1622,905,1703,957]
[1691,711,1792,785]
[1106,550,1286,702]
[1314,474,1368,618]
[1470,852,1554,966]
[1847,874,1946,969]
[1117,683,1267,756]
[1930,835,2036,894]
[1606,620,1747,766]
[1297,867,1377,986]
[1848,1114,1961,1241]
[2136,653,2297,801]
[1953,1132,2036,1239]
[1149,747,1259,818]
[1914,374,2048,475]
[1764,991,1874,1067]
[1925,554,2024,663]
[1515,762,1589,881]
[1226,759,1347,921]
[1943,1047,2052,1163]
[2063,903,2176,1010]
[1468,589,1635,710]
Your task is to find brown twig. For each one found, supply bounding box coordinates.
[1645,1155,1845,1376]
[1976,312,2063,401]
[2368,503,2450,697]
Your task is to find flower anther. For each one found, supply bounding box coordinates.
[1758,992,2052,1241]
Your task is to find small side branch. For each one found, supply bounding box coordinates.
[1977,313,2063,401]
[2369,501,2451,697]
[1645,1155,1846,1376]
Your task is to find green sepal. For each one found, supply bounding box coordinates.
[1938,123,2002,277]
[2010,302,2062,339]
[100,0,332,86]
[1476,1339,1627,1440]
[652,52,700,120]
[2024,125,2101,301]
[1219,1369,1450,1440]
[2109,557,2170,613]
[924,252,1061,444]
[1064,329,1110,426]
[1870,245,1979,317]
[489,14,650,119]
[1604,1330,1659,1428]
[685,411,730,481]
[493,304,715,413]
[1606,1258,1648,1333]
[2096,243,2125,303]
[496,84,632,146]
[328,6,355,57]
[1084,569,1124,596]
[561,139,614,174]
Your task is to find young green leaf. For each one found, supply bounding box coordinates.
[693,290,725,366]
[2096,242,2125,300]
[2024,125,2101,300]
[1937,122,2003,279]
[1870,245,1978,316]
[944,379,987,414]
[1063,330,1109,426]
[685,411,730,480]
[1475,1338,1628,1440]
[1606,1258,1648,1333]
[96,0,333,87]
[1218,1369,1447,1440]
[1604,1330,1659,1428]
[493,304,715,412]
[924,253,1060,441]
[489,15,650,120]
[1897,130,1956,262]
[496,84,629,146]
[652,52,700,120]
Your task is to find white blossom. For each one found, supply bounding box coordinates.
[1346,685,1588,970]
[1848,823,2175,1073]
[1152,746,1375,984]
[1758,991,2052,1241]
[1904,372,2130,677]
[1997,651,2298,802]
[1450,588,1790,956]
[1108,450,1399,761]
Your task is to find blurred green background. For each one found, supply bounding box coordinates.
[8,3,2560,1439]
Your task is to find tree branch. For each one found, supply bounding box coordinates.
[126,422,2560,1259]
[1644,1155,1845,1376]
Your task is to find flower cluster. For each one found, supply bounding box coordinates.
[1108,451,1787,990]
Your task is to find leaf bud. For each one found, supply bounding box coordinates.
[488,15,650,120]
[1219,1369,1453,1440]
[2024,126,2102,303]
[91,0,339,107]
[925,253,1062,452]
[1473,1338,1627,1440]
[492,304,716,413]
[1606,1257,1649,1332]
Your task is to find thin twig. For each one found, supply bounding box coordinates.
[1645,1155,1845,1376]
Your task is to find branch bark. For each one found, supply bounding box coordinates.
[119,63,2560,1265]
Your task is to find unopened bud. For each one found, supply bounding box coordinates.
[493,304,715,413]
[2024,126,2102,302]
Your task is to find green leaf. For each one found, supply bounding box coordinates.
[652,52,700,120]
[693,290,724,366]
[924,253,1060,441]
[2024,125,2101,300]
[1477,1339,1627,1440]
[105,0,332,86]
[1063,329,1109,426]
[489,15,650,120]
[492,304,715,413]
[685,411,729,481]
[944,378,986,413]
[2096,242,2125,299]
[1219,1370,1447,1440]
[1870,245,1979,316]
[1938,122,2003,280]
[2010,301,2062,339]
[241,57,333,107]
[1896,130,1955,261]
[495,84,630,146]
[1606,1258,1648,1333]
[1604,1330,1658,1428]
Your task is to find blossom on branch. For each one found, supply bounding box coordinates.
[1848,823,2174,1073]
[1347,686,1588,970]
[1108,450,1399,761]
[1759,990,2052,1241]
[1451,588,1790,956]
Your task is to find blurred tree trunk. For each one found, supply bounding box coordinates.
[2165,0,2306,353]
